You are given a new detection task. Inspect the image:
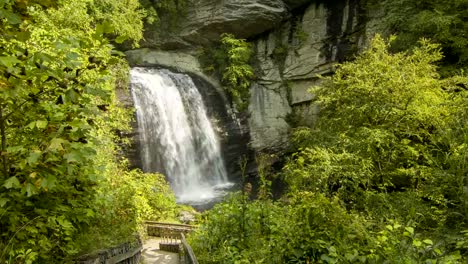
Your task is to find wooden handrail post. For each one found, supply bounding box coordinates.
[180,233,198,264]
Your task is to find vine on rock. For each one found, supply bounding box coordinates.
[200,33,254,112]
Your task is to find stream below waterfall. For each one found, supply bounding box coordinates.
[130,67,234,207]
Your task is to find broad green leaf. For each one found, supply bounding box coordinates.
[405,226,414,235]
[423,239,433,245]
[64,89,79,103]
[413,239,422,247]
[36,120,48,129]
[15,31,30,41]
[0,9,22,24]
[0,197,9,207]
[27,151,42,165]
[65,52,82,68]
[101,20,114,34]
[64,151,82,163]
[25,226,38,234]
[48,138,66,151]
[27,121,36,129]
[3,176,20,189]
[0,56,20,68]
[7,145,24,153]
[85,209,95,217]
[25,183,37,197]
[42,175,57,190]
[57,216,73,229]
[36,52,53,63]
[54,41,69,50]
[26,121,47,129]
[95,23,104,36]
[115,35,128,44]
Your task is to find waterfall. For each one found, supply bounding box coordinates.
[130,67,232,205]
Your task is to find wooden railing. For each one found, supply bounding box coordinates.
[144,221,199,263]
[145,221,195,238]
[76,238,142,264]
[76,222,199,264]
[181,233,198,264]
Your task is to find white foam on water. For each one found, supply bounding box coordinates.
[130,67,232,205]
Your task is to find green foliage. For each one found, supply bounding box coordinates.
[0,1,177,262]
[189,192,280,263]
[199,33,254,112]
[139,0,187,29]
[284,35,467,258]
[378,0,468,75]
[271,44,288,65]
[190,35,468,263]
[190,191,461,263]
[290,35,464,199]
[74,168,177,255]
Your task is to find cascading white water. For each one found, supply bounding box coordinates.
[130,67,232,205]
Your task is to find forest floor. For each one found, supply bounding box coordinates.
[141,238,179,264]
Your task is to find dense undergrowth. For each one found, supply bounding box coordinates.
[0,1,180,263]
[1,0,468,263]
[189,36,468,263]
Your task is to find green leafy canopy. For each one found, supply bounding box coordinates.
[0,1,179,263]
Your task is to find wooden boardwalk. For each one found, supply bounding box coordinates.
[141,238,179,264]
[141,222,198,264]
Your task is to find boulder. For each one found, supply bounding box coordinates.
[185,0,287,41]
[178,211,197,224]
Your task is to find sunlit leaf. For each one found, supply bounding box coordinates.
[0,9,22,24]
[0,197,9,207]
[0,56,20,68]
[27,151,42,165]
[25,183,37,197]
[48,138,66,151]
[36,120,48,129]
[3,176,20,189]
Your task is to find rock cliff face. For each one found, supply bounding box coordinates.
[181,0,288,43]
[249,0,372,150]
[126,0,380,153]
[141,0,288,49]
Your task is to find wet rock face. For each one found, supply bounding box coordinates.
[126,0,379,152]
[188,73,254,181]
[248,0,372,151]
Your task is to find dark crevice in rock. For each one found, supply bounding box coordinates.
[318,0,367,62]
[320,0,346,61]
[186,73,256,182]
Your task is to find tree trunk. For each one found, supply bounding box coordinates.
[0,105,7,176]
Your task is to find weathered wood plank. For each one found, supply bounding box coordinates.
[181,233,198,264]
[144,221,195,229]
[105,245,142,264]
